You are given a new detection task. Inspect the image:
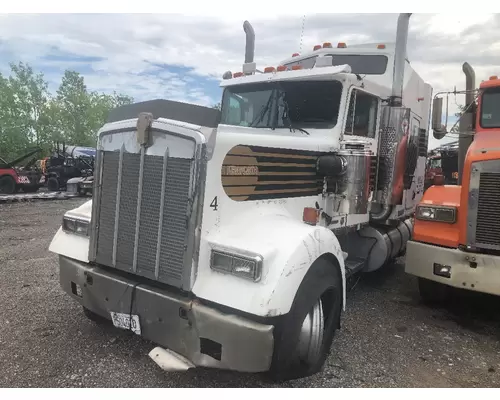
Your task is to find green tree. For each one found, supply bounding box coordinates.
[0,62,50,157]
[51,70,134,147]
[0,62,133,160]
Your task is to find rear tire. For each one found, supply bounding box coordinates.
[0,175,16,194]
[418,277,449,305]
[267,258,342,382]
[82,307,109,325]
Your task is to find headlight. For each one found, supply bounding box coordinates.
[62,216,90,236]
[210,250,263,282]
[416,205,456,223]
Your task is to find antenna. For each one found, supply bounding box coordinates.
[299,14,306,52]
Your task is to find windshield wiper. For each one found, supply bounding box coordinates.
[279,94,310,136]
[250,90,275,128]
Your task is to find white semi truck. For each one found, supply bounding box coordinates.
[49,14,432,381]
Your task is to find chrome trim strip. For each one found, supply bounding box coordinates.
[155,147,169,280]
[112,144,125,267]
[88,148,104,262]
[133,145,146,273]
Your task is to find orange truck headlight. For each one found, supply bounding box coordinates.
[416,205,457,224]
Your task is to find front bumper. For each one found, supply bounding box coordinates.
[59,255,274,372]
[405,241,500,296]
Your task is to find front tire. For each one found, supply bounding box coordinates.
[267,258,342,382]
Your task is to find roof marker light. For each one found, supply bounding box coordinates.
[337,42,347,48]
[377,44,386,49]
[264,66,275,73]
[292,52,300,57]
[277,65,287,72]
[291,65,302,70]
[313,45,322,51]
[233,72,244,78]
[323,42,332,48]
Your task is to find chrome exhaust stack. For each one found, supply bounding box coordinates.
[390,13,412,107]
[242,20,257,75]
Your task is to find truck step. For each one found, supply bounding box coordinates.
[345,258,366,278]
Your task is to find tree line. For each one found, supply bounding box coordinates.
[0,62,134,161]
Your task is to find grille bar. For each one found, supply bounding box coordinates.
[112,144,125,267]
[155,147,169,279]
[133,147,146,273]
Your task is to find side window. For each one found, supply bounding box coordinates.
[226,96,243,125]
[345,89,379,138]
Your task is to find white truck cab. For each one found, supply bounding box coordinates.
[49,14,432,381]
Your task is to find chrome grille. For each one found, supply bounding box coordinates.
[467,160,500,252]
[94,149,195,288]
[475,172,500,249]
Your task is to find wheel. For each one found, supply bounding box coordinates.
[267,258,342,382]
[418,277,449,305]
[0,175,16,194]
[47,177,60,191]
[82,307,109,325]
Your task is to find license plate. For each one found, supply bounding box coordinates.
[110,312,141,335]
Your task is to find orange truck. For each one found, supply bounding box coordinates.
[405,63,500,303]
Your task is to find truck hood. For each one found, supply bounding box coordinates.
[66,199,92,220]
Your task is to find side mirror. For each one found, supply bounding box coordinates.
[432,97,448,140]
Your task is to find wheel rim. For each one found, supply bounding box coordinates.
[297,298,324,364]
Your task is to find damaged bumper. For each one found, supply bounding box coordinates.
[405,241,500,296]
[59,255,274,373]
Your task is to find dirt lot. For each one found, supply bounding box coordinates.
[1,199,500,388]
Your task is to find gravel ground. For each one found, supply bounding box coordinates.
[1,199,500,388]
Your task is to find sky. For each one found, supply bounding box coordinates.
[0,12,499,150]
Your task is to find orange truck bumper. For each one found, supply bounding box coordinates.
[405,240,500,297]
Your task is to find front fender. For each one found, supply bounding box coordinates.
[193,212,346,318]
[48,200,92,262]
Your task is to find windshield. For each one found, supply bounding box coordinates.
[480,87,500,128]
[428,158,442,169]
[220,80,343,130]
